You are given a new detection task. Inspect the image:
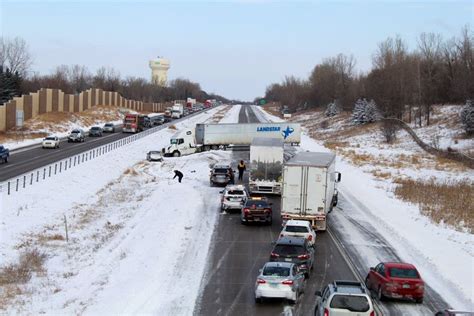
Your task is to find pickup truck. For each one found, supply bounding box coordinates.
[0,145,10,163]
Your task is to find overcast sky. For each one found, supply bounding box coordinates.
[1,0,472,100]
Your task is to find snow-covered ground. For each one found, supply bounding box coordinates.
[0,106,232,314]
[254,105,474,311]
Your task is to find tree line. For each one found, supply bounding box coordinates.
[262,26,473,127]
[0,37,229,106]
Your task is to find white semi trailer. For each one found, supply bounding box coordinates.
[249,137,284,195]
[280,152,341,231]
[162,122,301,157]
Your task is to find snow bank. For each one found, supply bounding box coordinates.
[0,107,227,314]
[218,104,241,123]
[254,106,474,310]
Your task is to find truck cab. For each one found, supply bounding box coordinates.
[162,128,197,157]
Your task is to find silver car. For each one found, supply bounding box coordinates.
[255,262,305,304]
[210,163,232,186]
[221,184,248,211]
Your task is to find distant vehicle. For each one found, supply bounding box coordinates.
[210,163,232,186]
[146,151,163,162]
[186,97,196,112]
[42,136,60,149]
[280,220,317,247]
[89,126,103,137]
[435,310,474,316]
[164,108,173,121]
[204,100,212,108]
[123,113,150,133]
[255,262,305,304]
[270,236,314,277]
[0,145,10,163]
[249,137,284,194]
[148,113,165,126]
[281,152,341,231]
[220,184,248,212]
[171,103,185,119]
[365,262,424,303]
[67,129,86,143]
[103,123,116,133]
[314,280,375,316]
[241,197,273,225]
[162,123,301,157]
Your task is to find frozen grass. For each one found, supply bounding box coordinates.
[394,178,474,232]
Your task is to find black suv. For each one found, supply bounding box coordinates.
[241,197,272,225]
[270,236,314,278]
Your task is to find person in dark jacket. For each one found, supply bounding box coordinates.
[227,167,235,185]
[237,160,246,182]
[173,170,183,183]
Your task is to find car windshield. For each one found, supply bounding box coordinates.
[330,295,370,312]
[273,244,305,256]
[91,127,100,130]
[214,168,228,174]
[245,200,268,208]
[389,268,419,279]
[263,266,290,277]
[105,123,113,126]
[227,190,244,195]
[149,151,160,155]
[170,139,178,144]
[285,225,309,233]
[45,137,56,140]
[71,130,80,134]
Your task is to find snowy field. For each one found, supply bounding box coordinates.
[0,106,235,314]
[255,105,473,311]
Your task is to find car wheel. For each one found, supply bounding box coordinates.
[255,297,262,304]
[173,151,180,157]
[4,157,8,163]
[415,297,423,304]
[289,291,298,304]
[365,276,370,289]
[240,218,246,225]
[377,286,385,301]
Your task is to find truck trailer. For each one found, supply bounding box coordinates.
[122,113,150,133]
[280,152,341,231]
[171,103,185,119]
[162,122,301,157]
[249,137,284,195]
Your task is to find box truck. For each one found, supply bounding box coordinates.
[162,122,301,157]
[249,137,284,194]
[280,152,341,231]
[171,103,184,119]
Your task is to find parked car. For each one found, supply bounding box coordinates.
[241,197,273,225]
[314,280,375,316]
[89,126,103,137]
[42,136,60,149]
[255,262,305,304]
[365,262,424,303]
[270,236,314,277]
[103,123,116,133]
[67,129,86,142]
[146,150,163,162]
[210,163,232,186]
[0,145,9,163]
[280,220,317,247]
[220,184,248,212]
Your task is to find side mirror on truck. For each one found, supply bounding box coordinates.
[336,172,342,183]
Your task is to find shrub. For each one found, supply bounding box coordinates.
[352,98,379,124]
[325,101,340,117]
[460,100,474,134]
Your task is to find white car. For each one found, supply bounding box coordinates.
[221,184,248,211]
[42,136,60,149]
[280,220,316,246]
[146,151,163,162]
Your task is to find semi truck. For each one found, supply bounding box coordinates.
[123,113,150,133]
[162,122,301,157]
[249,137,284,195]
[171,103,185,119]
[280,152,341,231]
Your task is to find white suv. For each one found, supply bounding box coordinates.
[221,184,248,211]
[280,220,317,246]
[314,280,375,316]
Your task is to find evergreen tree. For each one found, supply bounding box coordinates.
[352,98,379,124]
[325,101,340,117]
[460,100,474,135]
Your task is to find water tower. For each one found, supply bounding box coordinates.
[149,57,170,86]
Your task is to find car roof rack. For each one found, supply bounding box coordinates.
[333,280,365,292]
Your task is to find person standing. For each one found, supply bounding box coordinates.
[173,170,183,183]
[237,160,246,182]
[227,167,235,184]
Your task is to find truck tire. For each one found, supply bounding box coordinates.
[211,145,218,150]
[4,157,8,163]
[173,151,181,157]
[204,145,211,151]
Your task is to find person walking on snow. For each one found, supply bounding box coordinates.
[237,160,246,182]
[173,170,183,183]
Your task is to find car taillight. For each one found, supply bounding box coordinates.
[257,279,266,284]
[416,283,424,290]
[243,208,250,214]
[264,208,271,213]
[270,252,279,258]
[281,280,293,285]
[370,311,375,316]
[297,254,309,260]
[324,308,329,316]
[308,235,313,241]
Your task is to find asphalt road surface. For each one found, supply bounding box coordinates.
[0,110,206,182]
[196,105,447,316]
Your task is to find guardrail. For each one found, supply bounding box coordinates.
[0,124,163,196]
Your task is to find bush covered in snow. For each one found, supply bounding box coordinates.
[325,101,340,117]
[460,100,474,135]
[352,98,379,124]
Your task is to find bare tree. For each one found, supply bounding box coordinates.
[0,37,33,76]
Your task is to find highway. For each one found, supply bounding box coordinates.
[195,105,447,316]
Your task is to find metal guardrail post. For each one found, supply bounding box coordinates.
[23,175,26,188]
[36,170,39,182]
[54,164,57,175]
[49,166,52,177]
[30,173,33,185]
[8,182,10,195]
[16,179,19,191]
[43,168,46,179]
